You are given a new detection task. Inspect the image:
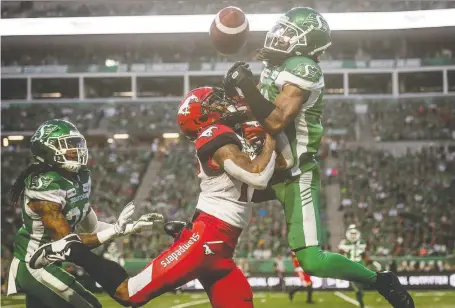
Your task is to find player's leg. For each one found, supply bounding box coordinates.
[275,166,377,284]
[307,283,313,304]
[275,166,414,307]
[352,282,365,308]
[200,266,253,308]
[15,260,101,308]
[288,286,303,302]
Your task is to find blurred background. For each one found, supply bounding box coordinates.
[1,0,455,294]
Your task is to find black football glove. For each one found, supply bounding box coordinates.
[223,61,254,98]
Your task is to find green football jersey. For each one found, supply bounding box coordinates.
[259,56,325,175]
[338,239,367,264]
[13,170,91,262]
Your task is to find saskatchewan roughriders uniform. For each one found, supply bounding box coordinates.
[259,56,324,249]
[8,119,100,308]
[338,239,367,265]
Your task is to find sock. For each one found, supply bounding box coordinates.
[356,291,364,308]
[307,285,313,302]
[295,246,377,285]
[67,242,129,295]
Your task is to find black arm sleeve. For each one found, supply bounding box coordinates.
[238,78,275,124]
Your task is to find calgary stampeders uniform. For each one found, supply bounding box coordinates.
[292,253,312,286]
[127,123,256,308]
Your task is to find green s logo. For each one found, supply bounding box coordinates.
[31,124,58,142]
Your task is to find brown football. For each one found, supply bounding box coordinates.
[209,6,249,55]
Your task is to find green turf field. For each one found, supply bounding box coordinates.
[2,290,455,307]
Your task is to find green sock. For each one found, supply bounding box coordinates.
[295,246,377,285]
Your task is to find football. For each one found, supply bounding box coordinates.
[209,6,249,55]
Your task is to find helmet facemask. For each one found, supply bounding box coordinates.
[264,16,310,54]
[45,134,88,172]
[264,14,332,57]
[201,88,249,128]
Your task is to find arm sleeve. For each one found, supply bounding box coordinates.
[276,132,294,169]
[76,208,113,234]
[223,151,277,190]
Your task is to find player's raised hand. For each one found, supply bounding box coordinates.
[223,61,253,97]
[113,201,135,234]
[124,213,164,235]
[242,121,266,144]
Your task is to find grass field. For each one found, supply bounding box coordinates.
[2,290,455,307]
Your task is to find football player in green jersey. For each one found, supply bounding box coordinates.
[7,119,163,308]
[339,225,381,308]
[223,7,414,308]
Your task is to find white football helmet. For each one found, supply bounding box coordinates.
[346,224,361,242]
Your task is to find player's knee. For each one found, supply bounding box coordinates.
[113,279,133,307]
[295,246,325,276]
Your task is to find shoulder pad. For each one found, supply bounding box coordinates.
[25,171,67,208]
[195,124,242,161]
[275,56,324,91]
[26,171,61,191]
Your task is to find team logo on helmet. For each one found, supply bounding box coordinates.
[307,13,329,31]
[199,126,218,138]
[31,124,58,142]
[178,94,198,116]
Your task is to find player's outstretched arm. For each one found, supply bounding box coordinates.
[29,200,115,249]
[212,133,277,190]
[224,62,309,134]
[77,201,164,248]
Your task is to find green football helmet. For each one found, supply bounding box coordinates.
[30,119,88,172]
[264,7,331,57]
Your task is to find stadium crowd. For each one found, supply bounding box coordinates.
[338,146,455,258]
[2,41,454,67]
[2,0,454,18]
[3,99,454,142]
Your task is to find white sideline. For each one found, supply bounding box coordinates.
[334,291,370,308]
[170,299,210,308]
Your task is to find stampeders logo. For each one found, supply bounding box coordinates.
[161,233,200,268]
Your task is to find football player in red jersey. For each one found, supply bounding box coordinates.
[29,87,278,308]
[289,251,314,304]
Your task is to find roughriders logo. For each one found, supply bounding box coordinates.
[161,233,200,268]
[31,124,58,142]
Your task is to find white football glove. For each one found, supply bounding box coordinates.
[113,201,135,234]
[124,213,164,235]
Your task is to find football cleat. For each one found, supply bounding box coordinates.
[374,272,415,308]
[163,221,187,239]
[29,234,81,269]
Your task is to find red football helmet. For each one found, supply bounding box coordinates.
[177,87,246,140]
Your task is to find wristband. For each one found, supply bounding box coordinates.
[96,226,118,244]
[238,79,275,124]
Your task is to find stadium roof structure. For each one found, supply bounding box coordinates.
[1,9,455,36]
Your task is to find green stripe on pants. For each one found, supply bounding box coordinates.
[15,260,101,308]
[273,165,322,249]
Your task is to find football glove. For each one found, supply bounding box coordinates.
[113,201,135,234]
[242,121,266,144]
[223,61,254,97]
[124,213,164,235]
